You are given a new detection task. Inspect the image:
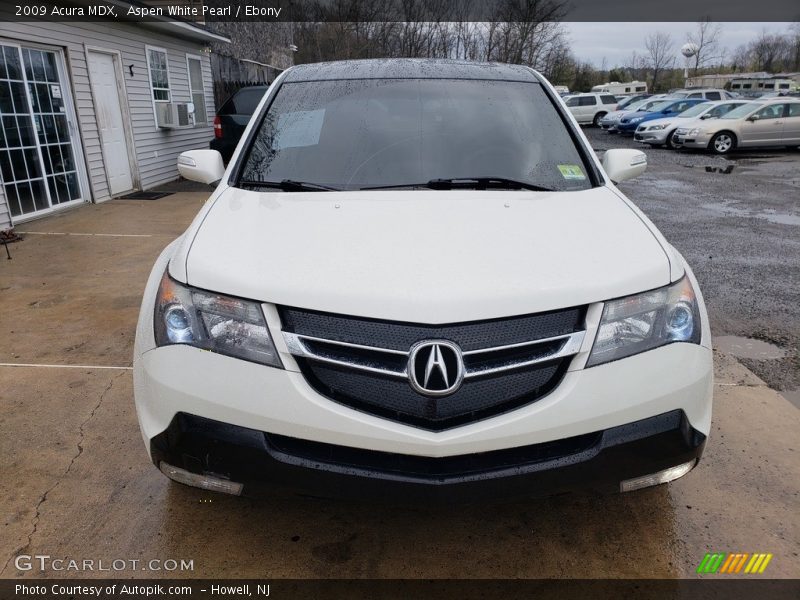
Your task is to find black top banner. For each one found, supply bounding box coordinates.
[2,0,799,23]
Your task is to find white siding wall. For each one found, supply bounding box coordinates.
[0,21,216,229]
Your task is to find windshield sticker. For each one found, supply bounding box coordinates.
[557,164,586,180]
[273,109,325,150]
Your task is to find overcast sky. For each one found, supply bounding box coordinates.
[564,22,795,68]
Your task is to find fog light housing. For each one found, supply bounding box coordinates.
[159,462,244,496]
[620,460,696,492]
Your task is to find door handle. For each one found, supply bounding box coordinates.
[773,121,783,125]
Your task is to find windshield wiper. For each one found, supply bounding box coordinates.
[238,179,340,192]
[360,178,554,192]
[426,177,555,191]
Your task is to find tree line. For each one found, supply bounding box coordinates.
[284,1,799,93]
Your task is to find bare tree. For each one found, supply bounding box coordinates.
[749,29,792,72]
[686,19,724,74]
[644,32,676,92]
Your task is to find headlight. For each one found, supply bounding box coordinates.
[154,270,282,367]
[630,117,644,123]
[650,124,669,130]
[586,276,701,367]
[689,128,701,136]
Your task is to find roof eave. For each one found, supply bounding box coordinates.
[140,20,230,44]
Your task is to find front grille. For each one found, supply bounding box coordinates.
[279,306,587,430]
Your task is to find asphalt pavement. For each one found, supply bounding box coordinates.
[1,143,799,580]
[590,128,800,400]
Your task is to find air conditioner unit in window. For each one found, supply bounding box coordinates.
[155,102,193,129]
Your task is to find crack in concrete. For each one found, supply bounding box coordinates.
[0,370,127,577]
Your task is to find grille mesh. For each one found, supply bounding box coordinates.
[280,306,586,430]
[280,306,584,351]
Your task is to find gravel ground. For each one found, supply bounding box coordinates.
[585,127,800,392]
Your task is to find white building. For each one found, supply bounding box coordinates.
[0,17,229,228]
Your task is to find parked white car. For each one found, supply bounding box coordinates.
[673,98,800,154]
[134,59,712,502]
[670,88,736,101]
[564,92,619,126]
[635,100,752,148]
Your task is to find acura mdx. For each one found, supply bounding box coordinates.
[134,59,713,502]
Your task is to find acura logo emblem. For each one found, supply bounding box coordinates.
[408,340,465,396]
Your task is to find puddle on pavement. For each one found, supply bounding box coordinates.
[780,389,800,410]
[700,201,800,226]
[714,336,787,360]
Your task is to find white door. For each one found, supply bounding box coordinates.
[87,51,133,195]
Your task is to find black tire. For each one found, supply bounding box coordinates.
[665,131,677,149]
[593,112,606,127]
[709,131,736,155]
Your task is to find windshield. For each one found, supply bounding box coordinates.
[238,78,593,191]
[647,101,675,112]
[678,103,711,118]
[616,96,638,109]
[722,103,762,119]
[623,100,648,112]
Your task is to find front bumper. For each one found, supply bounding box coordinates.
[672,132,712,149]
[616,122,641,134]
[151,409,705,502]
[634,128,672,144]
[135,342,712,459]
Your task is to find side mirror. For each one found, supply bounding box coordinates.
[602,149,647,184]
[700,114,711,119]
[748,114,760,122]
[177,150,225,185]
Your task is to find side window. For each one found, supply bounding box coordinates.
[186,55,207,125]
[754,105,784,120]
[601,95,616,105]
[220,88,265,115]
[688,92,702,98]
[146,47,170,102]
[579,96,596,106]
[706,92,721,100]
[788,104,800,117]
[565,97,580,107]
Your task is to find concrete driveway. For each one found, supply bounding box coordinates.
[1,193,798,579]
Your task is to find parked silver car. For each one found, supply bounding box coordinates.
[635,101,752,148]
[673,99,800,154]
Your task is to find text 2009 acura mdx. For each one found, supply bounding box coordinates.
[133,60,712,501]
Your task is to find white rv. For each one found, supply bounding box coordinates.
[591,81,648,95]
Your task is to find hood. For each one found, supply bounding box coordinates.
[673,116,712,130]
[620,110,650,122]
[640,116,678,128]
[179,187,671,323]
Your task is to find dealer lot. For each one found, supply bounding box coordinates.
[1,138,799,578]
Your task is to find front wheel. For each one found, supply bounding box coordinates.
[709,132,736,155]
[665,131,678,149]
[593,112,606,127]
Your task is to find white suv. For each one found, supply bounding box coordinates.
[671,88,735,101]
[134,59,712,502]
[564,93,619,126]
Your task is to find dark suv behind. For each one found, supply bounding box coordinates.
[210,86,268,162]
